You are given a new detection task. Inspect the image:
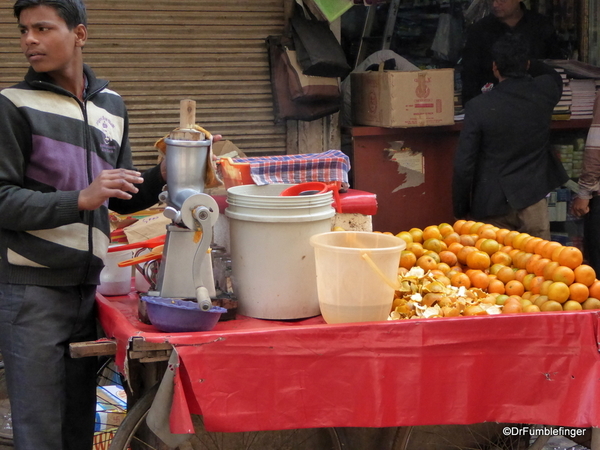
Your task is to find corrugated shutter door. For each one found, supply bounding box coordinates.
[0,0,287,171]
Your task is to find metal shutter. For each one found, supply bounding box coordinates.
[0,0,287,171]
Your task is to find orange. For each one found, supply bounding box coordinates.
[563,300,583,311]
[399,251,417,270]
[514,269,528,283]
[466,250,491,270]
[490,251,512,266]
[475,237,486,250]
[574,264,597,287]
[469,270,490,289]
[438,223,454,238]
[551,245,565,262]
[569,282,589,303]
[487,278,506,294]
[505,279,525,296]
[443,232,461,245]
[532,238,548,255]
[502,299,523,314]
[423,238,444,254]
[480,239,501,256]
[409,228,424,244]
[469,222,485,235]
[503,230,520,247]
[450,272,471,288]
[557,246,584,269]
[547,281,571,303]
[539,279,554,296]
[453,219,467,234]
[495,228,510,245]
[457,246,478,266]
[408,242,425,258]
[460,220,476,236]
[489,263,505,275]
[447,242,464,255]
[522,273,537,291]
[459,234,476,246]
[478,227,497,239]
[496,266,516,284]
[438,250,458,267]
[589,280,600,299]
[396,231,413,246]
[437,262,451,274]
[552,266,575,285]
[542,260,560,281]
[532,257,552,277]
[529,276,546,294]
[540,300,563,312]
[524,237,543,254]
[423,225,443,241]
[541,241,562,259]
[416,254,438,271]
[514,252,534,270]
[512,233,532,250]
[524,254,542,274]
[423,251,440,264]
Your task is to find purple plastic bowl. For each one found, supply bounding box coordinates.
[141,296,226,333]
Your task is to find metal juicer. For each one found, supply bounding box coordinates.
[147,100,219,311]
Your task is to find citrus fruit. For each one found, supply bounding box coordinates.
[496,266,516,284]
[547,281,570,303]
[540,300,563,311]
[568,282,589,303]
[563,300,583,311]
[466,250,491,270]
[505,279,525,296]
[450,272,471,288]
[551,266,575,285]
[399,251,417,270]
[582,297,600,310]
[557,246,583,269]
[574,264,596,286]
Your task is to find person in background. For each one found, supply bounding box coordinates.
[460,0,564,106]
[571,92,600,274]
[452,33,568,239]
[0,1,166,448]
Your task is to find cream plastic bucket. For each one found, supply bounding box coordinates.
[225,184,335,320]
[310,231,405,324]
[98,245,133,296]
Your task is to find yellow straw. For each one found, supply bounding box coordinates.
[361,253,400,290]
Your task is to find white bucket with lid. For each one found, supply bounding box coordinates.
[225,184,335,319]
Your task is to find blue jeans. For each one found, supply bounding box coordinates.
[0,284,98,450]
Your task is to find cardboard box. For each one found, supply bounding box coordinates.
[351,68,455,128]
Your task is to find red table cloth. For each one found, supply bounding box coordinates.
[97,292,600,434]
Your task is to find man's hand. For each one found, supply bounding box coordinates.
[571,197,590,217]
[78,169,144,210]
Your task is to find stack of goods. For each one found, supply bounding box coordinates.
[570,78,597,119]
[552,67,571,120]
[379,220,600,319]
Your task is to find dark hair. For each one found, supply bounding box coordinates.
[492,33,530,78]
[14,0,87,29]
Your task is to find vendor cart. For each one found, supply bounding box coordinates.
[79,290,600,450]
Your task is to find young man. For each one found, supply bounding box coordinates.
[452,33,568,239]
[460,0,564,106]
[0,1,166,448]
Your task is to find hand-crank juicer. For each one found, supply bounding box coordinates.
[147,100,219,311]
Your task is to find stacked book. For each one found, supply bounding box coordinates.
[569,78,597,119]
[552,67,572,120]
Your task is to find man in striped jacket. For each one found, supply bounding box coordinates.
[572,92,600,274]
[0,1,166,449]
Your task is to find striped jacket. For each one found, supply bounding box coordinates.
[0,65,164,286]
[577,92,600,199]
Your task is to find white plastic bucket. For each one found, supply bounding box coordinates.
[98,245,133,296]
[310,231,405,324]
[225,184,335,319]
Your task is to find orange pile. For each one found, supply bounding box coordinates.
[389,220,600,314]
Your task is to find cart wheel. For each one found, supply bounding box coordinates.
[108,383,345,450]
[390,423,536,450]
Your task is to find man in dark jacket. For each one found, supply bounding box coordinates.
[461,0,564,106]
[452,33,568,239]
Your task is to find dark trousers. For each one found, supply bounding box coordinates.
[584,195,600,275]
[0,284,98,450]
